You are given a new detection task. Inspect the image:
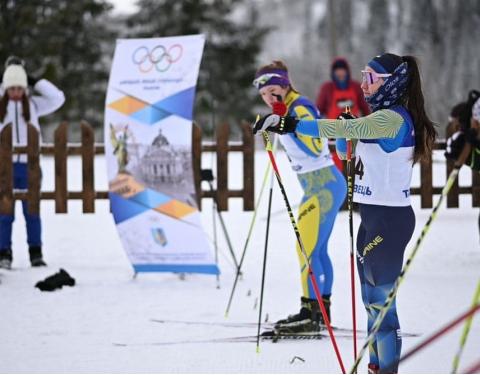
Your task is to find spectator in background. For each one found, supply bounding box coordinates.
[445,91,480,244]
[0,56,65,269]
[446,102,467,136]
[316,57,370,171]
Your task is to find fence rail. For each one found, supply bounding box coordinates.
[0,121,478,216]
[0,121,254,214]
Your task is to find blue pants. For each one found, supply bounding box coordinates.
[356,204,415,373]
[296,165,347,298]
[0,163,42,249]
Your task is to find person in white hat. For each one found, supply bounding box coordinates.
[0,56,65,269]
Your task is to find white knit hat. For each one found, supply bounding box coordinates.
[2,64,28,89]
[472,98,480,123]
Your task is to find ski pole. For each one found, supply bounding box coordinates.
[349,144,472,373]
[398,303,480,364]
[212,184,220,288]
[462,358,480,374]
[344,106,358,366]
[202,169,240,270]
[259,125,346,374]
[451,278,480,373]
[256,150,276,352]
[225,137,278,317]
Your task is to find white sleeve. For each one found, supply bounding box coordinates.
[31,79,65,117]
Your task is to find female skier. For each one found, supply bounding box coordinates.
[253,60,347,333]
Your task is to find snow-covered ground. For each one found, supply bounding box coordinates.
[0,151,479,373]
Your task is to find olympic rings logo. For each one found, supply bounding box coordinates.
[132,44,183,73]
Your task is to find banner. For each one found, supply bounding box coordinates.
[104,35,219,275]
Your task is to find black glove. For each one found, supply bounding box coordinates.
[337,112,356,120]
[464,128,480,148]
[445,131,466,161]
[27,75,38,87]
[35,269,75,292]
[253,114,298,135]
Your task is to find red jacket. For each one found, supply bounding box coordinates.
[316,58,370,119]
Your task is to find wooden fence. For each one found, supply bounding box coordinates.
[0,121,254,214]
[411,142,480,208]
[0,122,478,215]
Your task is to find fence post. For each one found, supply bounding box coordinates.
[445,127,460,207]
[216,122,229,211]
[81,121,95,213]
[241,121,254,211]
[192,123,202,210]
[54,122,68,213]
[420,158,433,208]
[27,124,40,216]
[472,170,480,207]
[0,125,13,215]
[446,158,460,208]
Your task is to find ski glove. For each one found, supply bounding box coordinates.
[253,114,298,135]
[464,127,480,148]
[445,131,466,161]
[337,112,356,120]
[27,75,39,87]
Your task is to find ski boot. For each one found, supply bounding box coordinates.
[368,363,380,374]
[29,246,47,267]
[0,248,12,270]
[272,296,331,334]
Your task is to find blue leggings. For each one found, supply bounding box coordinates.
[0,163,42,249]
[296,165,347,298]
[356,204,415,373]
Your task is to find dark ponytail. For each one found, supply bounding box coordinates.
[0,93,7,122]
[0,91,30,123]
[21,93,30,122]
[402,55,437,163]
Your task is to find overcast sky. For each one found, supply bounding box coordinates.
[110,0,137,15]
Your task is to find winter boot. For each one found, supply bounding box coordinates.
[0,249,12,270]
[29,246,47,267]
[272,297,324,334]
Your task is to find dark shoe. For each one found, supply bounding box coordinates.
[273,296,331,334]
[0,249,12,270]
[29,246,47,267]
[35,269,75,292]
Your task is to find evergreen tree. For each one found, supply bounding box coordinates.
[128,0,268,136]
[0,1,114,136]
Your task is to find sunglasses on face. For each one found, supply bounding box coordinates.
[361,70,392,85]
